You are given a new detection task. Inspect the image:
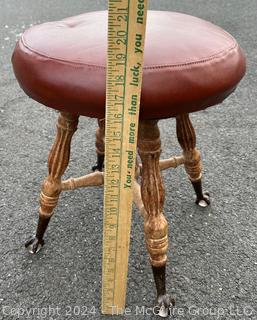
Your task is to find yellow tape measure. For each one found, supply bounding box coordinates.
[102,0,148,314]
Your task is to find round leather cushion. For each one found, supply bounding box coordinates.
[12,11,246,119]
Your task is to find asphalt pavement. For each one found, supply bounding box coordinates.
[0,1,257,319]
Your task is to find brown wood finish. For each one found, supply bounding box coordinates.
[92,118,105,172]
[138,120,168,268]
[25,112,79,253]
[176,113,202,182]
[61,171,104,190]
[176,113,210,206]
[26,112,208,312]
[137,120,174,316]
[95,118,105,156]
[39,112,79,218]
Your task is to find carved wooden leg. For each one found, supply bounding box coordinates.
[176,114,210,207]
[25,112,79,253]
[138,120,174,317]
[92,118,105,172]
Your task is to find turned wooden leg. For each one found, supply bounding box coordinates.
[25,112,79,253]
[92,118,105,172]
[176,114,210,207]
[138,120,174,317]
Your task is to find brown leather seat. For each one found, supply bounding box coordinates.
[12,11,246,119]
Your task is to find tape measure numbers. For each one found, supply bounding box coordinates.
[102,0,148,315]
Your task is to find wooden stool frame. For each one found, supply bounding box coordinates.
[25,112,210,316]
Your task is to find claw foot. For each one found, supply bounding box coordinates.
[154,294,175,318]
[25,236,44,254]
[196,192,210,207]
